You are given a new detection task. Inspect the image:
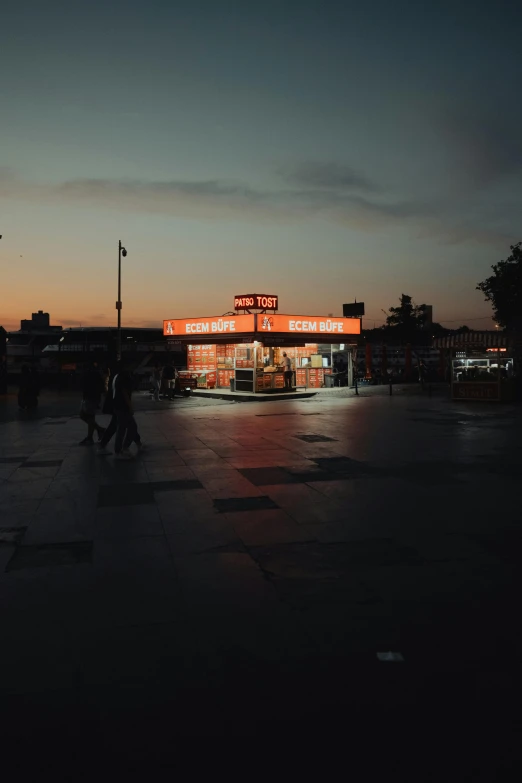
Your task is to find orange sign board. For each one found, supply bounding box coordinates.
[257,314,360,336]
[164,314,255,337]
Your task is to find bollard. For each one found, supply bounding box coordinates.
[428,384,432,397]
[354,376,359,396]
[389,379,393,396]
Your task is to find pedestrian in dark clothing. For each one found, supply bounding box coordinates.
[163,363,177,399]
[113,364,141,459]
[0,355,8,395]
[79,362,106,445]
[97,365,143,455]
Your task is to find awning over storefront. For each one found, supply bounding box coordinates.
[433,331,507,349]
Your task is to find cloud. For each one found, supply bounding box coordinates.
[0,166,515,246]
[279,162,378,193]
[436,102,522,189]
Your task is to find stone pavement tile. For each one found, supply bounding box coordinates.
[98,462,150,485]
[167,517,242,557]
[159,502,224,537]
[429,559,519,603]
[193,435,242,449]
[97,482,154,507]
[226,453,317,469]
[0,563,95,633]
[174,552,277,610]
[266,566,377,611]
[151,479,203,493]
[283,441,346,459]
[0,624,75,695]
[7,541,93,571]
[95,505,164,538]
[55,456,103,479]
[43,475,99,500]
[138,451,187,466]
[0,499,40,528]
[70,621,203,692]
[87,538,182,628]
[399,532,506,566]
[209,445,267,458]
[294,434,338,443]
[214,496,279,513]
[237,466,300,486]
[23,497,97,545]
[197,471,264,500]
[286,502,349,527]
[188,463,239,480]
[22,459,63,468]
[0,455,30,464]
[0,545,16,572]
[227,437,285,450]
[0,527,28,544]
[144,465,197,482]
[297,602,403,656]
[27,447,70,460]
[0,478,53,503]
[0,466,17,481]
[228,509,317,547]
[184,601,320,677]
[86,571,182,629]
[357,562,467,605]
[93,534,174,573]
[176,448,227,465]
[257,483,325,509]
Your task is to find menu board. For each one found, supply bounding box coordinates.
[188,344,219,372]
[187,346,215,372]
[308,369,322,388]
[218,369,235,388]
[307,368,332,388]
[274,373,285,389]
[296,369,307,386]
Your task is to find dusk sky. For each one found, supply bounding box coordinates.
[1,0,521,332]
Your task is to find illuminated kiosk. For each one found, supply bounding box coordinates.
[433,331,515,402]
[163,294,361,394]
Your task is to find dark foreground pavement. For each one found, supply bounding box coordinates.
[1,391,521,776]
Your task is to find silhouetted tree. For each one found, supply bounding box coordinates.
[477,242,522,332]
[385,294,428,341]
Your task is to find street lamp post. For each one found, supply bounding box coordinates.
[116,240,127,361]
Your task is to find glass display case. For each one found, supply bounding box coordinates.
[451,350,515,401]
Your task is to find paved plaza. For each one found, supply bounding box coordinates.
[1,388,521,775]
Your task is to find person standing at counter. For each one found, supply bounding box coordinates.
[281,352,293,390]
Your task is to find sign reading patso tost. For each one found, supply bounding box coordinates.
[163,315,255,336]
[258,314,360,335]
[234,294,278,310]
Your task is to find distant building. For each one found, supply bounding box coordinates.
[419,305,433,328]
[20,310,62,333]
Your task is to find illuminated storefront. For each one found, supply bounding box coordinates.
[163,294,361,393]
[433,332,515,401]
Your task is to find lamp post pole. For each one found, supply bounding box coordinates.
[116,240,127,362]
